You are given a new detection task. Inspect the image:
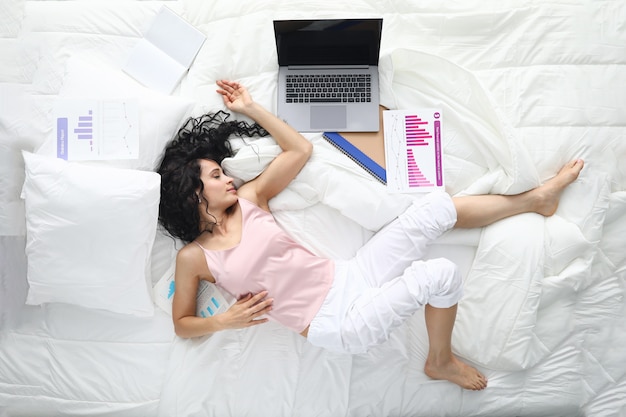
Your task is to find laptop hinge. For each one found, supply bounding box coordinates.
[287,65,369,70]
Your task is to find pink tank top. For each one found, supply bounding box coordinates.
[196,198,334,333]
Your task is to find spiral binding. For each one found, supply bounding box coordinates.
[322,133,386,185]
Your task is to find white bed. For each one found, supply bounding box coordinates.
[1,1,625,416]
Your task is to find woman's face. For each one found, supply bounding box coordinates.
[197,159,237,210]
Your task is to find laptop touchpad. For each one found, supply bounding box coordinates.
[311,106,346,130]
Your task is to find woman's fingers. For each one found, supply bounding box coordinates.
[216,79,239,95]
[251,299,273,316]
[235,293,253,304]
[240,299,272,328]
[216,79,231,89]
[245,317,269,327]
[238,290,267,306]
[235,291,273,314]
[226,291,273,329]
[215,81,234,99]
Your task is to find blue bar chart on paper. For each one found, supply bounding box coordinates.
[75,111,94,140]
[54,99,139,160]
[153,266,231,317]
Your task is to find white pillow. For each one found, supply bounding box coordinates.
[21,151,160,316]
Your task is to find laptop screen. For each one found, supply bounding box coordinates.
[274,19,382,67]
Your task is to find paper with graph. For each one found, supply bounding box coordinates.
[153,262,231,317]
[53,98,139,161]
[383,109,444,193]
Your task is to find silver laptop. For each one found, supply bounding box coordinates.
[274,18,383,132]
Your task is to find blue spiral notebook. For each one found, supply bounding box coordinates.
[323,132,386,184]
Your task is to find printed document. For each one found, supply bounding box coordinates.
[383,109,445,193]
[54,98,139,161]
[153,263,232,318]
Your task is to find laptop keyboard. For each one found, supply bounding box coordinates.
[285,74,372,103]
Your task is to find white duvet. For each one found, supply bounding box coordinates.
[1,1,625,416]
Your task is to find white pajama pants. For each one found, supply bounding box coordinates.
[307,191,462,354]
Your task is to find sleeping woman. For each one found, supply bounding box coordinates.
[156,79,584,391]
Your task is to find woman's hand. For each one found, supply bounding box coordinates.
[218,291,273,330]
[216,79,255,115]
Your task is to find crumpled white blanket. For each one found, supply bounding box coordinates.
[223,48,611,370]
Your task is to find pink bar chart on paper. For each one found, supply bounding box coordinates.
[405,114,431,147]
[406,148,435,187]
[383,109,444,193]
[405,114,434,188]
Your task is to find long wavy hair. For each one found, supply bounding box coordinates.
[156,111,268,243]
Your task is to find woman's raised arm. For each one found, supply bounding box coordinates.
[216,80,312,209]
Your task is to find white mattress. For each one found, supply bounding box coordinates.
[1,1,625,416]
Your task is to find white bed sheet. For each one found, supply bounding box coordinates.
[1,0,625,416]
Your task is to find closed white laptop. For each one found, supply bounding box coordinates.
[274,18,383,132]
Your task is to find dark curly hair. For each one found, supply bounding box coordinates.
[156,111,268,243]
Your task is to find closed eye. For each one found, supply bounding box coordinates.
[209,168,222,179]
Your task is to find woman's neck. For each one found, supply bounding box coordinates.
[200,201,238,236]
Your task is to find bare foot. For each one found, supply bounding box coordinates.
[424,355,488,390]
[533,159,584,216]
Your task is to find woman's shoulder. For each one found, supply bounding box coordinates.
[176,241,216,283]
[177,241,205,264]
